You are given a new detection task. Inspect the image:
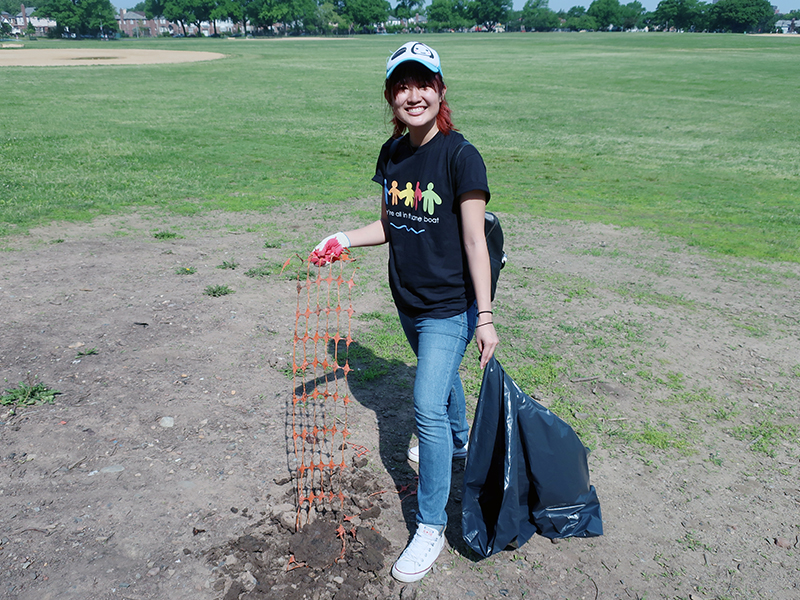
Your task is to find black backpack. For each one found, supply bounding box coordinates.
[484,210,507,301]
[451,140,507,300]
[384,136,507,300]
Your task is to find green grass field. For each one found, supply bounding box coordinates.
[2,33,799,260]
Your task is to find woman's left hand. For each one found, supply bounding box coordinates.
[475,320,499,369]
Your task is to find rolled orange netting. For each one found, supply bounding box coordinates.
[289,246,357,529]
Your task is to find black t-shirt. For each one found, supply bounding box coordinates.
[372,131,491,318]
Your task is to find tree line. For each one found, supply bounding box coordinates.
[4,0,796,38]
[515,0,790,34]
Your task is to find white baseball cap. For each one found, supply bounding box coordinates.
[385,41,442,79]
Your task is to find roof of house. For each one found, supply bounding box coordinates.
[118,10,148,21]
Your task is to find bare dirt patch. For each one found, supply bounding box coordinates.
[1,202,799,600]
[0,48,225,67]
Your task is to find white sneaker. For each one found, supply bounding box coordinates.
[407,442,468,463]
[391,524,446,582]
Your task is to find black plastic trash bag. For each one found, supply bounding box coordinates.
[462,357,603,558]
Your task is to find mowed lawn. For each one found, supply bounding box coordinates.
[2,33,799,260]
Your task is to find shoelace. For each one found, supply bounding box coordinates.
[403,528,438,562]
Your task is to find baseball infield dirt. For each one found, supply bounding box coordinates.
[0,47,225,67]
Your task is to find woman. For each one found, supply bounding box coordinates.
[314,41,498,583]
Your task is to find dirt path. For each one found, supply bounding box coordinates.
[1,203,798,600]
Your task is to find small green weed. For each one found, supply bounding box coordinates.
[668,387,715,404]
[176,266,196,275]
[76,347,98,357]
[549,397,602,445]
[635,423,676,450]
[680,531,713,552]
[732,419,798,458]
[617,285,695,309]
[557,322,584,334]
[657,371,685,391]
[245,260,286,279]
[587,335,610,349]
[263,240,282,249]
[615,420,689,453]
[576,246,620,258]
[712,404,739,421]
[154,230,180,240]
[204,284,234,297]
[217,259,238,270]
[1,377,61,413]
[730,317,769,338]
[51,238,65,244]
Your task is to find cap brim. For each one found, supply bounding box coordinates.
[386,58,441,79]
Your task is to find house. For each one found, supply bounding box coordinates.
[2,11,17,35]
[774,18,796,33]
[383,12,428,31]
[115,8,239,37]
[116,9,156,37]
[16,5,56,36]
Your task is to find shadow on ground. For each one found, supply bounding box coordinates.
[343,339,479,559]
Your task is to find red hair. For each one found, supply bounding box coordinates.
[384,62,455,139]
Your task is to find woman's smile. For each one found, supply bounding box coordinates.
[405,104,429,116]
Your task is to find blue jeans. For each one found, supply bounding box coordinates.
[398,304,477,528]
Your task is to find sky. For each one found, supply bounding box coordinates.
[111,0,798,17]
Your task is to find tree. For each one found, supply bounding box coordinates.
[521,0,559,30]
[394,0,424,19]
[34,0,81,33]
[35,0,118,36]
[145,0,193,35]
[587,0,622,29]
[0,0,21,13]
[185,0,215,34]
[563,5,598,30]
[618,0,646,28]
[471,0,512,29]
[709,0,773,32]
[211,0,247,34]
[427,0,472,30]
[253,0,320,33]
[654,0,707,30]
[340,0,389,28]
[317,1,347,33]
[81,0,119,32]
[1,20,12,36]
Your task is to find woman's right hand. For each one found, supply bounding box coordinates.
[311,232,350,266]
[314,232,351,253]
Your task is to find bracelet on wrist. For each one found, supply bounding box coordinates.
[476,321,494,328]
[477,310,493,316]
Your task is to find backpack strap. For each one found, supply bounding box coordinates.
[450,140,473,192]
[382,135,405,176]
[450,140,473,176]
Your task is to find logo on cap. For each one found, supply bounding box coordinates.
[410,43,434,59]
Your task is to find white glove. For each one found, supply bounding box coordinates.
[314,232,351,252]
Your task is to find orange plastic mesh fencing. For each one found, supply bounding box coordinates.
[290,250,357,530]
